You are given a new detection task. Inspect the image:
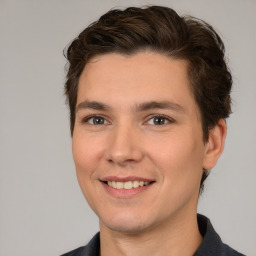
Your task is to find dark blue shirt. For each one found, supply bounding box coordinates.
[61,214,245,256]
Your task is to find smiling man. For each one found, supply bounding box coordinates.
[61,6,244,256]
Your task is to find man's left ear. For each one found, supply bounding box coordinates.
[203,119,227,170]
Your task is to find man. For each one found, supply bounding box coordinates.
[61,6,244,256]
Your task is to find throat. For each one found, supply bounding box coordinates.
[99,214,203,256]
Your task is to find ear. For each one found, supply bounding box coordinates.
[203,119,227,170]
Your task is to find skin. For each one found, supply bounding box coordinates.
[72,51,226,256]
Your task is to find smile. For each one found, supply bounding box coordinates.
[101,177,155,198]
[106,181,150,190]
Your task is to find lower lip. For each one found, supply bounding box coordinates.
[101,182,154,199]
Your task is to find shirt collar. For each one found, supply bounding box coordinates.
[194,214,226,255]
[77,214,242,256]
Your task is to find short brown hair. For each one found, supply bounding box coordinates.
[64,6,232,192]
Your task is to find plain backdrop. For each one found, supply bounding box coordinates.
[0,0,255,255]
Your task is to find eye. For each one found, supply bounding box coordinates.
[83,115,109,125]
[147,115,173,125]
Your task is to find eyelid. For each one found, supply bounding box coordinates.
[81,114,110,124]
[145,114,175,125]
[80,114,174,125]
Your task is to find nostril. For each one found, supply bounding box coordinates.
[107,156,136,165]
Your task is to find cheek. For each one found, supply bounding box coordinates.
[72,133,105,209]
[72,132,105,189]
[147,133,205,185]
[73,132,101,168]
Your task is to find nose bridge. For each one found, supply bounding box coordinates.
[106,119,143,165]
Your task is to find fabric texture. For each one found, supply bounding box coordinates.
[60,214,245,256]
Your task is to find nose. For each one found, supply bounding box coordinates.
[106,122,144,166]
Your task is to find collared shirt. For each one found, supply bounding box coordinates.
[61,214,245,256]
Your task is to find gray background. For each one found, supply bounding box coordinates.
[0,0,255,255]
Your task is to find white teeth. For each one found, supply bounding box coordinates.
[112,181,117,188]
[133,180,139,188]
[116,182,124,189]
[106,180,151,189]
[124,181,133,189]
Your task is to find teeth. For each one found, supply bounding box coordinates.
[133,181,139,188]
[116,182,124,189]
[112,181,117,188]
[124,181,133,189]
[106,180,151,189]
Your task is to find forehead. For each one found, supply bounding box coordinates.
[80,52,189,84]
[77,51,197,114]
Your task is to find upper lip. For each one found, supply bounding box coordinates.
[100,176,154,182]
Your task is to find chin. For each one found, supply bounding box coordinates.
[105,222,148,234]
[100,213,153,234]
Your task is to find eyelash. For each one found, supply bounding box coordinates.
[146,114,174,125]
[82,115,109,125]
[81,114,174,126]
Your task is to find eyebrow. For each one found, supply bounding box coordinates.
[76,100,111,112]
[76,100,185,113]
[134,101,185,112]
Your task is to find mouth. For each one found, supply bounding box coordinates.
[103,180,153,190]
[100,177,155,198]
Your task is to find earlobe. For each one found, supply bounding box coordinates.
[203,119,227,170]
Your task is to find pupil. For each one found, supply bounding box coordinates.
[94,117,104,124]
[154,117,165,125]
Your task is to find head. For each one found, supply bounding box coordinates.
[64,6,232,193]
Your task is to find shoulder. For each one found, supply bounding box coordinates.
[60,246,85,256]
[60,233,100,256]
[223,244,246,256]
[195,214,245,256]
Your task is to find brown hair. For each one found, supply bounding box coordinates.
[64,6,232,192]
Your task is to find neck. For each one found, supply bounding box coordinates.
[99,212,202,256]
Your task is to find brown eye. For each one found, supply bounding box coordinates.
[147,115,173,126]
[153,117,167,125]
[85,116,108,125]
[92,117,105,125]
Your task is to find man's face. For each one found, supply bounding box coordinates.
[72,52,209,233]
